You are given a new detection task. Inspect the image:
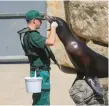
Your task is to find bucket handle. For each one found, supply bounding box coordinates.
[34,70,37,77]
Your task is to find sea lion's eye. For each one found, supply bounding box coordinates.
[58,20,63,26]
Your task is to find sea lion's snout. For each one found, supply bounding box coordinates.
[45,15,56,23]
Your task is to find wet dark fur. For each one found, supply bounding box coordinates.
[47,16,108,78]
[46,16,108,96]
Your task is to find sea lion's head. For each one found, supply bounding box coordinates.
[46,15,64,27]
[46,15,71,41]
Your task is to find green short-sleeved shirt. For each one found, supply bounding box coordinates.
[25,30,50,67]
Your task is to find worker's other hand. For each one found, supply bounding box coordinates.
[51,22,58,28]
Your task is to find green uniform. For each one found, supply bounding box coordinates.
[24,30,51,105]
[18,10,52,106]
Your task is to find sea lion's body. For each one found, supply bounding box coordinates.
[65,36,108,78]
[46,16,108,96]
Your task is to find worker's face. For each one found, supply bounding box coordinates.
[33,19,42,29]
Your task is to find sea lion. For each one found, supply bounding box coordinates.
[46,16,108,97]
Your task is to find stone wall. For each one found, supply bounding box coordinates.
[67,1,108,45]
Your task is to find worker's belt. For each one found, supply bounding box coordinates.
[42,89,50,91]
[30,66,51,71]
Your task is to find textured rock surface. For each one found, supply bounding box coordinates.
[69,79,108,105]
[68,1,108,44]
[99,78,108,105]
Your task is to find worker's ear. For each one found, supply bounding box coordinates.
[33,19,37,24]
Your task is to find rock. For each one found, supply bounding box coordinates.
[99,78,108,105]
[69,80,107,105]
[67,1,108,45]
[69,80,94,105]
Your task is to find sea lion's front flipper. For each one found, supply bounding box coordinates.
[85,76,104,97]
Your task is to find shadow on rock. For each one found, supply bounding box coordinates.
[60,65,77,74]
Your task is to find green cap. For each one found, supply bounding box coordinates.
[25,10,45,21]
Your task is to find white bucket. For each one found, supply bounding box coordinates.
[25,77,42,93]
[24,71,42,93]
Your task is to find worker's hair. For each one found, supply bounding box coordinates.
[26,19,32,23]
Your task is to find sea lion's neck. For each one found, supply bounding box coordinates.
[56,28,75,46]
[58,33,74,46]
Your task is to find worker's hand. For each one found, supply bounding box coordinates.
[51,22,58,28]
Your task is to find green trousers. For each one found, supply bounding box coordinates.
[30,70,50,105]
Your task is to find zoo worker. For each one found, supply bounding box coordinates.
[21,10,58,105]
